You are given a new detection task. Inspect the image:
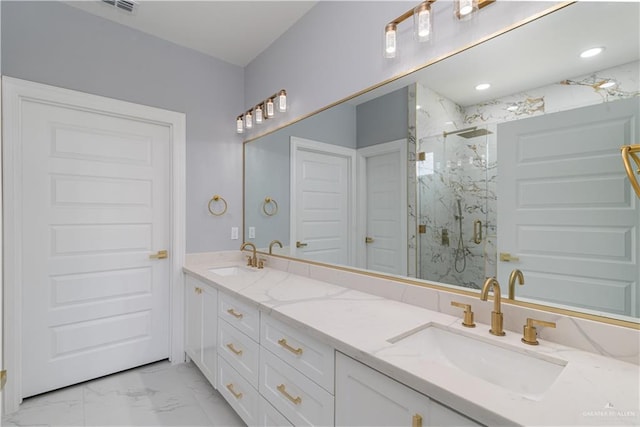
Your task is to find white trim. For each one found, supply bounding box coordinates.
[290,137,357,265]
[1,77,186,413]
[356,139,408,274]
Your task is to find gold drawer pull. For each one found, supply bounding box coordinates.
[194,287,202,295]
[226,383,243,399]
[278,338,303,356]
[226,343,243,356]
[277,384,302,405]
[227,308,243,319]
[412,414,423,427]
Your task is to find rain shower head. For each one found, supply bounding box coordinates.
[443,126,493,139]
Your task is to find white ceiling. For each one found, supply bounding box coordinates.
[65,0,317,67]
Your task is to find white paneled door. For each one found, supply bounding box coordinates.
[497,97,639,317]
[291,137,356,265]
[358,140,407,275]
[3,78,184,402]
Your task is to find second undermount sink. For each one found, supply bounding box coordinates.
[207,266,257,276]
[385,323,567,399]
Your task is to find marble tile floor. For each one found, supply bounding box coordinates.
[2,360,245,427]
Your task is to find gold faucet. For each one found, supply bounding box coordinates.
[480,277,505,336]
[522,317,556,345]
[508,269,525,300]
[240,242,257,267]
[268,240,283,255]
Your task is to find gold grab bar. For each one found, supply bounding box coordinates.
[473,220,482,244]
[208,194,228,216]
[262,197,279,216]
[621,144,640,198]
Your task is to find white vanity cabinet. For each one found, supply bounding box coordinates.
[335,352,482,427]
[216,292,261,426]
[259,315,335,426]
[184,275,218,387]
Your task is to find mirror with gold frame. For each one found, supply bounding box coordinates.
[244,2,640,326]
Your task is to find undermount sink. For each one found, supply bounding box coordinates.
[386,323,567,399]
[207,266,256,276]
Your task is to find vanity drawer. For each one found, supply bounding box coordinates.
[218,318,260,387]
[259,347,334,427]
[219,292,260,341]
[261,314,334,392]
[258,396,294,427]
[218,355,259,427]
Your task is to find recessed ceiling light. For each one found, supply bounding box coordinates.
[507,105,518,111]
[416,105,422,110]
[475,83,491,91]
[580,47,604,58]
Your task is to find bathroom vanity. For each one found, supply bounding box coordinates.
[183,251,640,426]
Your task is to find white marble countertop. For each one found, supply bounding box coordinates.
[183,252,640,426]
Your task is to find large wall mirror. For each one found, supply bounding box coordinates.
[244,2,640,325]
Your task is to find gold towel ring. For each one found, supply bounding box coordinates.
[208,195,228,216]
[262,197,278,216]
[621,144,640,198]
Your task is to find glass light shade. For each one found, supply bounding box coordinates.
[455,0,478,21]
[255,105,263,124]
[277,90,287,112]
[413,2,432,42]
[384,23,397,58]
[266,99,275,117]
[245,111,253,129]
[236,116,244,134]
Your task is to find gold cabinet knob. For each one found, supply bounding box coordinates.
[450,301,476,327]
[522,317,556,345]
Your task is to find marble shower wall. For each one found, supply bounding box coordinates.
[413,60,639,288]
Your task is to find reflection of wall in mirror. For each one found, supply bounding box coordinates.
[415,60,639,289]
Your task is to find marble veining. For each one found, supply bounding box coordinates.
[2,361,244,427]
[184,251,640,426]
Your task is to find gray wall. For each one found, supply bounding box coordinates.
[1,1,244,253]
[244,1,561,139]
[357,87,408,148]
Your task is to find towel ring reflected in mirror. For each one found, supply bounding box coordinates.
[621,144,640,198]
[263,197,278,216]
[208,194,228,216]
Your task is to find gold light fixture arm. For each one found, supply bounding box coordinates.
[621,144,640,198]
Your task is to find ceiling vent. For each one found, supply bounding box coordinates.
[101,0,138,14]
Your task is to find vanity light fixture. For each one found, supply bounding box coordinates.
[235,89,287,134]
[384,0,493,59]
[580,46,604,58]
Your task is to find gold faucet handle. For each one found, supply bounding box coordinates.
[246,255,253,267]
[450,301,476,328]
[258,258,266,269]
[522,317,556,345]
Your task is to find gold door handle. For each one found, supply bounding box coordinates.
[412,414,423,427]
[227,308,243,319]
[226,343,243,356]
[277,384,302,405]
[226,383,243,399]
[365,236,374,244]
[296,241,308,248]
[149,250,168,259]
[500,252,520,262]
[278,338,303,356]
